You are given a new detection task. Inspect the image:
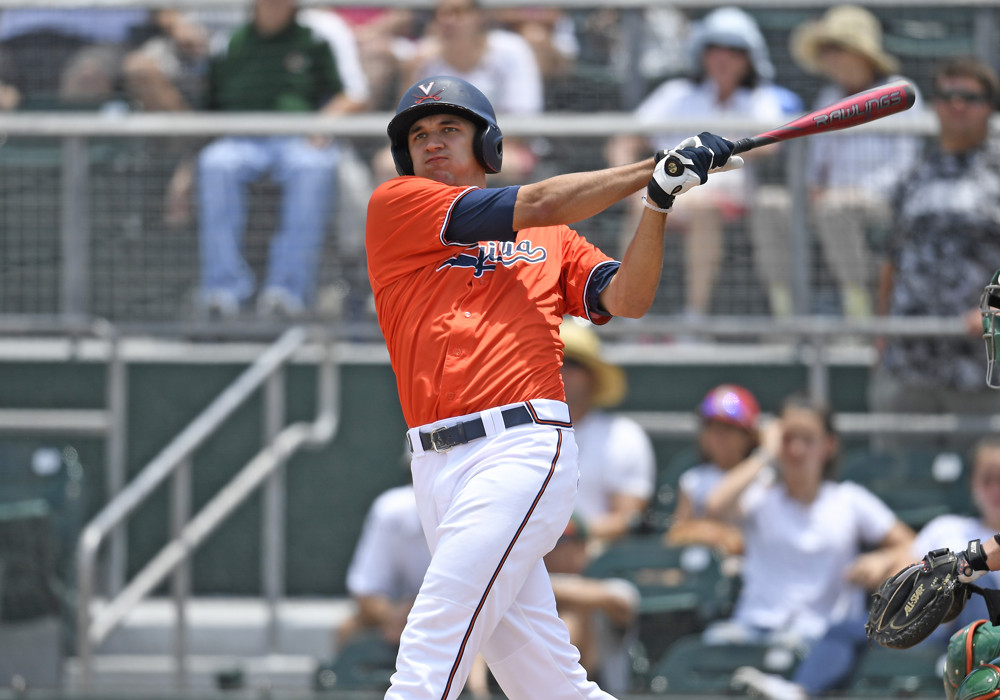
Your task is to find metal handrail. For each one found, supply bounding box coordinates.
[74,325,340,688]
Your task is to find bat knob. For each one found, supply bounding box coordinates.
[664,155,684,176]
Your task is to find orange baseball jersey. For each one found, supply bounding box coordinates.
[367,176,616,428]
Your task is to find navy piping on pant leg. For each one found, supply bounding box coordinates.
[438,429,565,700]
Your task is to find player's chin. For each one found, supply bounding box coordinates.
[416,161,455,183]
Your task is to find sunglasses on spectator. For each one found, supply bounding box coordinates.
[933,89,990,105]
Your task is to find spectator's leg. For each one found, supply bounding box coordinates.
[666,188,724,319]
[749,185,793,317]
[197,136,271,310]
[792,618,868,695]
[814,189,887,319]
[265,136,340,310]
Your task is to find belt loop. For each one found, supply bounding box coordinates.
[483,407,503,437]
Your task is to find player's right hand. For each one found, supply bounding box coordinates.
[646,132,743,211]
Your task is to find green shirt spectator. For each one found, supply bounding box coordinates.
[208,19,343,112]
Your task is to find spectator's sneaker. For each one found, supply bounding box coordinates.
[732,666,807,700]
[199,290,240,320]
[257,287,306,319]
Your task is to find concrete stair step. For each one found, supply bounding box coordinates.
[61,597,354,692]
[94,597,353,657]
[63,653,320,692]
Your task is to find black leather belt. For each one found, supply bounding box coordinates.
[419,405,534,453]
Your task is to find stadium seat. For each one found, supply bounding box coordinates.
[839,447,971,529]
[642,445,703,532]
[584,536,740,663]
[843,644,946,697]
[314,632,397,692]
[584,536,737,619]
[648,634,799,694]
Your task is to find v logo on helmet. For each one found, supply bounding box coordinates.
[414,83,444,104]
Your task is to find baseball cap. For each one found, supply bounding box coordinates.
[698,384,760,430]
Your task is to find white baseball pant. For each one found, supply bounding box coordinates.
[390,399,618,700]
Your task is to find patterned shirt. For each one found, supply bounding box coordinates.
[882,135,1000,390]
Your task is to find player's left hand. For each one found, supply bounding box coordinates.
[674,132,744,173]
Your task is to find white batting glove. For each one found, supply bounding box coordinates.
[674,132,745,173]
[645,132,744,212]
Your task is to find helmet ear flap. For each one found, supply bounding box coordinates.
[477,124,503,174]
[391,142,414,176]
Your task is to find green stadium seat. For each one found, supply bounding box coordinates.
[584,536,740,664]
[648,634,799,694]
[643,445,703,532]
[844,644,946,697]
[584,536,737,620]
[314,632,398,692]
[839,447,971,529]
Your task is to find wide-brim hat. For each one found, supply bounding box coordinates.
[559,321,626,408]
[791,5,899,77]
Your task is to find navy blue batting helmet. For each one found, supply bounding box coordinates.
[387,75,503,176]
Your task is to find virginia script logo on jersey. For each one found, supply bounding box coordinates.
[437,239,547,277]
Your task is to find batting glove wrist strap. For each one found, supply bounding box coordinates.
[642,195,673,213]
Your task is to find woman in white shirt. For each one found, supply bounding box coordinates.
[702,393,914,650]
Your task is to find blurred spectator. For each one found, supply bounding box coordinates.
[545,514,640,693]
[122,10,214,113]
[340,477,490,698]
[382,0,544,185]
[0,78,18,111]
[871,55,1000,451]
[559,320,655,546]
[333,8,417,111]
[489,6,578,81]
[666,384,761,556]
[732,434,1000,700]
[195,0,368,319]
[340,480,429,649]
[576,7,690,96]
[0,9,150,107]
[750,5,924,318]
[606,7,794,323]
[701,393,914,654]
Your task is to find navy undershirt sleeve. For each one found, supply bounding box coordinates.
[444,186,520,243]
[587,261,620,318]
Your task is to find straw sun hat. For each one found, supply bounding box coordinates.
[791,5,899,77]
[558,321,626,408]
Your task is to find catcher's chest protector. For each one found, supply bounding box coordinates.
[956,661,1000,700]
[947,621,1000,700]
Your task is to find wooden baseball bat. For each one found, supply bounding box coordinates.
[732,79,917,154]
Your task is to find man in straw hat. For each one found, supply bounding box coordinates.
[748,5,924,319]
[559,319,656,545]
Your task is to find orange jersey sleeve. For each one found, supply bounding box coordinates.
[366,176,616,428]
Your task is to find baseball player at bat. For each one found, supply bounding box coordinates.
[365,74,741,700]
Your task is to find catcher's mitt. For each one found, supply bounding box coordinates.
[866,548,969,650]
